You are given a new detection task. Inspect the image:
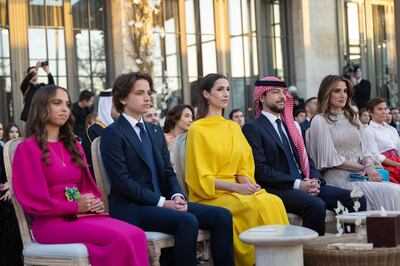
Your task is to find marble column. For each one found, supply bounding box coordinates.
[290,0,340,99]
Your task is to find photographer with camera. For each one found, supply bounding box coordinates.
[20,61,54,121]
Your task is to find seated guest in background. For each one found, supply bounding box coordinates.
[229,108,245,127]
[242,76,363,236]
[85,112,97,128]
[81,112,106,178]
[13,85,149,266]
[20,61,54,122]
[358,108,370,129]
[390,107,400,133]
[300,97,317,139]
[97,88,114,126]
[0,140,22,265]
[294,109,306,124]
[385,109,393,125]
[309,75,400,211]
[101,72,234,266]
[143,105,159,125]
[186,73,288,266]
[163,104,194,168]
[363,98,400,184]
[72,90,95,139]
[4,123,21,142]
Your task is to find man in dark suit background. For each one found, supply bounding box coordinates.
[352,65,371,109]
[300,97,317,140]
[242,76,366,236]
[101,72,234,266]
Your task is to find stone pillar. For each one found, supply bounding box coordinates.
[290,0,340,99]
[8,0,29,123]
[109,0,136,76]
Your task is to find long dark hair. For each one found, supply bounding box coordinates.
[26,85,85,169]
[163,104,194,133]
[196,73,228,119]
[316,75,359,128]
[4,122,21,141]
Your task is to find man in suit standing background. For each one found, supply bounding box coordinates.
[242,76,366,236]
[300,97,317,140]
[100,72,234,266]
[352,65,371,109]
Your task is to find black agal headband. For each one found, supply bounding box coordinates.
[254,80,287,88]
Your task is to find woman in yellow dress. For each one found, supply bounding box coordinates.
[185,73,288,266]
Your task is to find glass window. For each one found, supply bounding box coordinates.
[151,0,182,119]
[0,0,10,124]
[228,0,258,114]
[184,0,217,81]
[346,2,361,63]
[270,0,285,79]
[372,3,398,106]
[28,1,67,86]
[72,0,106,94]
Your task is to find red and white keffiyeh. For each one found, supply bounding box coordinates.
[253,76,310,178]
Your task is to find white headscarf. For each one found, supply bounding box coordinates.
[98,88,113,126]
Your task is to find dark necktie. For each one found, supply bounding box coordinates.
[276,119,302,179]
[136,122,161,195]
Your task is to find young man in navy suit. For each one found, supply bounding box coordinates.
[242,76,367,236]
[101,72,234,266]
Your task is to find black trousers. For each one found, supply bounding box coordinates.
[269,184,367,235]
[133,202,234,266]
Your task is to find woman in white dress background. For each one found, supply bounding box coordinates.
[309,75,400,211]
[362,98,400,184]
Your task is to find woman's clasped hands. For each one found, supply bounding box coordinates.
[77,193,105,214]
[235,176,261,195]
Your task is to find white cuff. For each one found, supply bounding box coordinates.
[171,193,185,201]
[157,196,166,207]
[377,153,386,163]
[293,179,301,190]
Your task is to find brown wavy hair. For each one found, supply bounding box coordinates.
[196,73,228,119]
[112,71,154,113]
[25,85,85,169]
[163,104,195,133]
[316,75,359,128]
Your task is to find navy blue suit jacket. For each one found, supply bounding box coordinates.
[242,114,324,190]
[100,115,183,223]
[300,119,311,140]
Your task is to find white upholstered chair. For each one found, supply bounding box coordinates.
[4,139,90,266]
[91,137,210,266]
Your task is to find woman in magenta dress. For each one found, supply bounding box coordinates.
[12,85,149,266]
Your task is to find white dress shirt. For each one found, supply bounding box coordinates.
[261,111,302,189]
[362,120,400,163]
[122,113,184,207]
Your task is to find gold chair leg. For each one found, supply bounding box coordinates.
[148,242,161,266]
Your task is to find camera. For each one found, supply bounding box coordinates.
[40,61,48,67]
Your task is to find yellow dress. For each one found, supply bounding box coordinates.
[185,116,288,266]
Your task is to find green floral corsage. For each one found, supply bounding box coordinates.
[65,187,81,201]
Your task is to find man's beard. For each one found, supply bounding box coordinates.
[267,102,285,113]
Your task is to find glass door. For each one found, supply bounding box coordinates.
[371,2,398,105]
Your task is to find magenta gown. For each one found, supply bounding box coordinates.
[12,137,149,266]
